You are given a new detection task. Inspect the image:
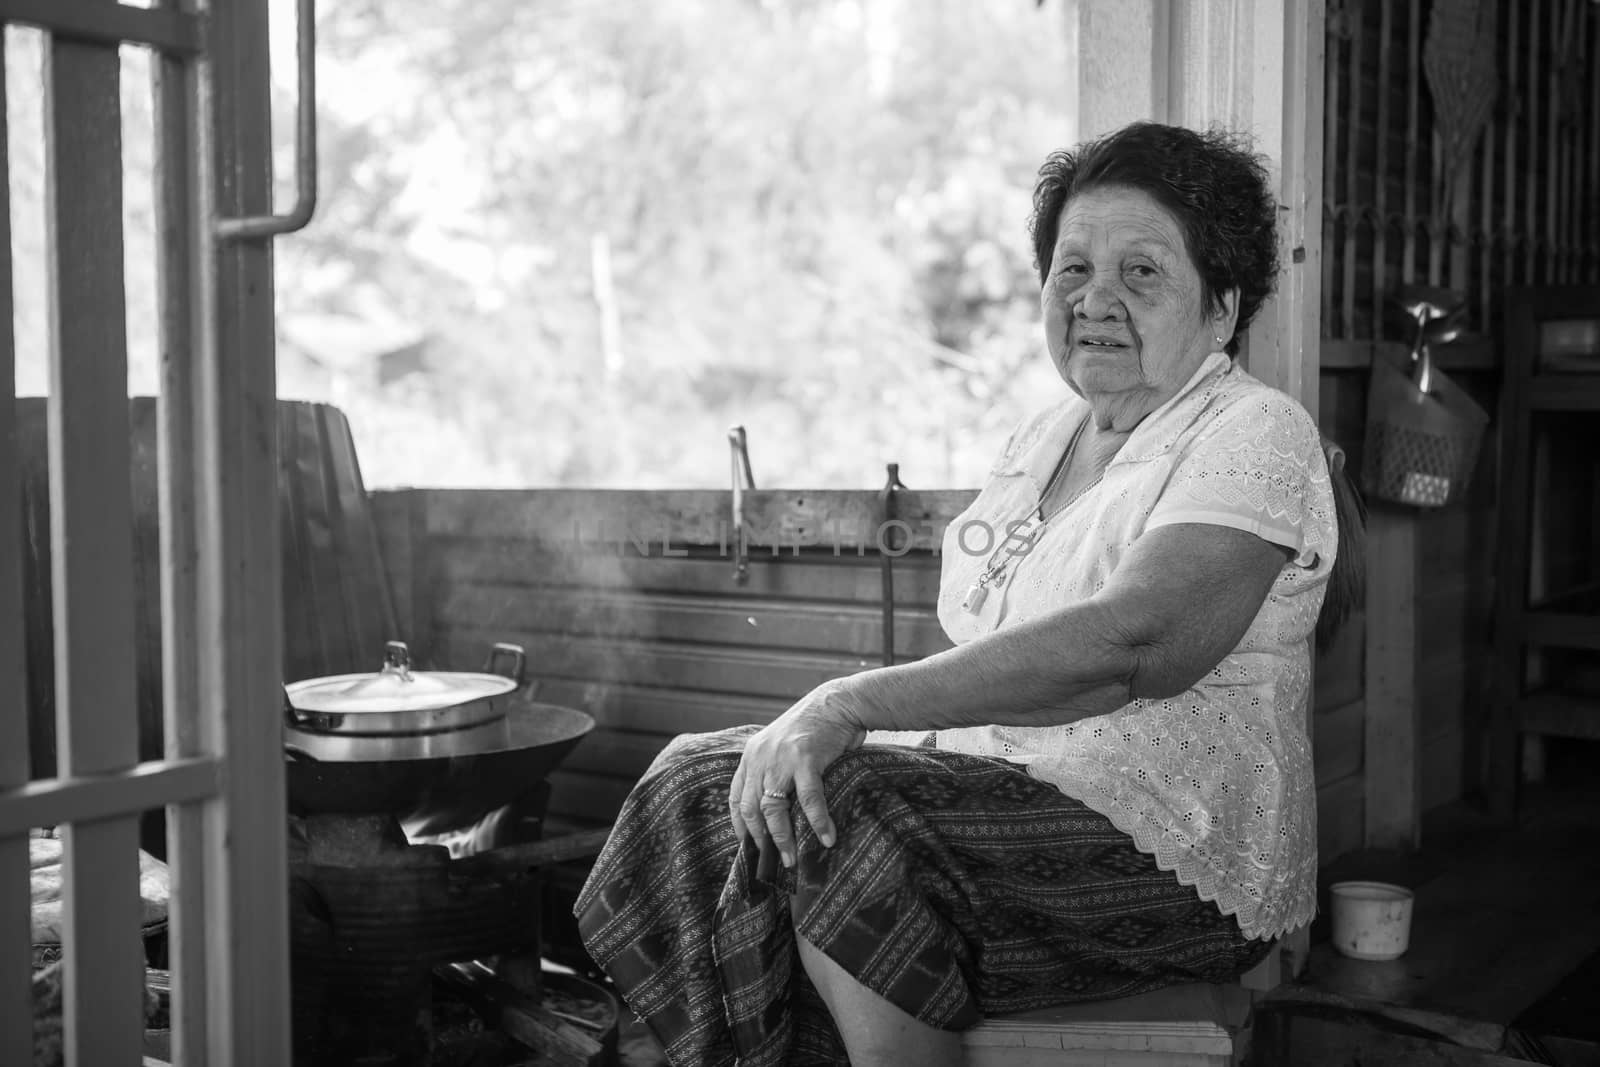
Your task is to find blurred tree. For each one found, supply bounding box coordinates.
[8,0,1080,490]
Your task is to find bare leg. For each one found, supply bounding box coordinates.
[795,934,964,1067]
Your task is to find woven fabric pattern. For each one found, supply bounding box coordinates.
[577,728,1272,1067]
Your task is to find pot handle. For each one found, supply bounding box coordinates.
[483,643,527,686]
[283,685,310,731]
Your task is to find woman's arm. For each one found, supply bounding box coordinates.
[851,521,1293,731]
[730,522,1290,866]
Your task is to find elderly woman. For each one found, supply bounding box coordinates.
[577,122,1350,1067]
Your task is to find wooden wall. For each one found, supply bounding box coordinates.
[1317,352,1500,825]
[371,487,1374,872]
[1318,0,1599,828]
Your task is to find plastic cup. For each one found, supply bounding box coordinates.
[1329,880,1414,960]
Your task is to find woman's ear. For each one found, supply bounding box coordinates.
[1214,288,1242,348]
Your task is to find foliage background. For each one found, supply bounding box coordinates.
[8,0,1078,489]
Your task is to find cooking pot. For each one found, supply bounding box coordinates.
[283,641,594,833]
[285,641,525,757]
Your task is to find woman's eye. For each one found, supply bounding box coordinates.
[1127,264,1158,279]
[1059,262,1088,276]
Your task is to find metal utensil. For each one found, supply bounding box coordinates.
[1392,284,1466,396]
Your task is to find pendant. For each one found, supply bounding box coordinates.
[960,582,989,614]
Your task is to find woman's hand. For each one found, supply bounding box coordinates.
[729,678,869,869]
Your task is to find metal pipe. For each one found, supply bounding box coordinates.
[729,426,754,585]
[215,0,318,240]
[878,463,907,668]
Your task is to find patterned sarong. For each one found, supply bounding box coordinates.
[575,727,1271,1066]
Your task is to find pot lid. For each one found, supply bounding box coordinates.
[286,641,517,719]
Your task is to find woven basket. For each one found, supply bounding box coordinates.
[1361,345,1488,508]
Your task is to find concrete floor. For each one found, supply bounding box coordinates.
[1257,741,1600,1065]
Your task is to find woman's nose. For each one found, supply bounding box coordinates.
[1074,278,1125,321]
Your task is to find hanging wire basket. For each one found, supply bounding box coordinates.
[1360,286,1490,508]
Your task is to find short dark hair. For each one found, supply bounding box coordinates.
[1028,122,1280,355]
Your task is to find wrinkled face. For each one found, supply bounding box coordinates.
[1041,185,1237,429]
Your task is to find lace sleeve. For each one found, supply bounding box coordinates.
[1146,391,1330,568]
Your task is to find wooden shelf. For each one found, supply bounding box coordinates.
[1517,691,1600,741]
[1320,337,1498,371]
[1526,376,1600,410]
[1523,609,1600,651]
[1488,285,1600,821]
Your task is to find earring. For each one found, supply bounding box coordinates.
[1214,334,1225,345]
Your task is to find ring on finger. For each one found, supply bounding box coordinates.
[761,788,789,800]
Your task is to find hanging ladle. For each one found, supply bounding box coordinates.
[1392,283,1465,396]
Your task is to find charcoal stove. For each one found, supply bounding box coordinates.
[281,642,612,1066]
[288,796,617,1062]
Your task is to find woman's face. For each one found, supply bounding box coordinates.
[1041,185,1238,430]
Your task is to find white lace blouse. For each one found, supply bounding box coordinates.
[877,353,1335,941]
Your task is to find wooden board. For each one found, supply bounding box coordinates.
[1363,507,1419,850]
[416,487,977,550]
[532,680,792,736]
[392,482,1382,863]
[435,584,950,661]
[0,38,31,1066]
[1317,773,1365,866]
[431,539,946,605]
[1314,700,1365,785]
[439,627,874,699]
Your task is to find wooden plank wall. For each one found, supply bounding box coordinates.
[371,487,1373,871]
[371,489,957,833]
[1319,0,1599,825]
[1318,358,1499,822]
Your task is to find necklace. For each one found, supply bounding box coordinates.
[960,416,1094,615]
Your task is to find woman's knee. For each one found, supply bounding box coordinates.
[648,727,753,775]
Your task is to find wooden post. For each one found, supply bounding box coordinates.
[0,37,33,1067]
[1364,507,1420,849]
[1077,0,1170,138]
[1079,0,1326,979]
[1083,0,1325,414]
[152,0,210,1054]
[196,0,294,1057]
[45,34,148,1064]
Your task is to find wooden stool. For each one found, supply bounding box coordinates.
[962,982,1248,1066]
[961,933,1304,1066]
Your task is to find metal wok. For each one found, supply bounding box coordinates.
[284,695,595,834]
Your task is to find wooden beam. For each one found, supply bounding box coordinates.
[1364,507,1420,849]
[0,759,220,837]
[1147,0,1326,414]
[151,0,212,1052]
[45,34,146,1065]
[1320,337,1499,372]
[197,0,293,1058]
[0,37,34,1067]
[1077,0,1168,138]
[0,0,203,55]
[418,487,977,553]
